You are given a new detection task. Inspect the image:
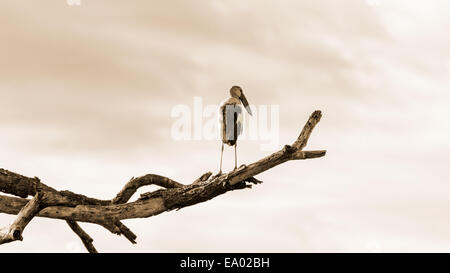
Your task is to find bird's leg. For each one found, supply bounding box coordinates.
[219,143,224,175]
[234,144,239,170]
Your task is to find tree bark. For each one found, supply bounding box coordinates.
[0,193,42,244]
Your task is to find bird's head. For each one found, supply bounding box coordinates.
[230,85,252,116]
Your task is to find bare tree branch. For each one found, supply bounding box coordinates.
[0,193,42,244]
[112,174,184,204]
[0,110,326,252]
[193,172,213,184]
[0,169,136,249]
[293,110,323,150]
[66,220,97,253]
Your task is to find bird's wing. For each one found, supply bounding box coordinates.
[219,104,227,143]
[227,104,242,143]
[219,99,243,145]
[236,104,243,136]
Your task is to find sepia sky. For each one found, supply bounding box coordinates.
[1,0,450,252]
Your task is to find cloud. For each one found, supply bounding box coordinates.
[1,0,450,252]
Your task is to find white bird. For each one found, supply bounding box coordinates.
[218,85,253,174]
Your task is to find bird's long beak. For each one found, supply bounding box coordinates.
[240,92,252,116]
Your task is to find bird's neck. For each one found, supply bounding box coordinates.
[225,97,241,105]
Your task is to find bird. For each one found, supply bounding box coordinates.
[218,85,253,174]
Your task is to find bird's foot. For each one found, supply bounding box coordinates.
[233,165,246,173]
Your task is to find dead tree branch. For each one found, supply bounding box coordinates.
[0,193,42,244]
[66,220,97,253]
[0,110,326,252]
